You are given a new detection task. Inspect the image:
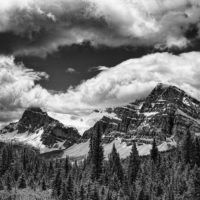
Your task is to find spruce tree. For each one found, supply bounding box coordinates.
[60,182,68,200]
[137,189,145,200]
[128,142,140,184]
[106,191,113,200]
[109,144,124,183]
[194,138,200,167]
[1,147,8,175]
[52,170,62,197]
[182,130,193,165]
[66,175,74,200]
[109,173,121,191]
[22,148,28,171]
[6,174,12,191]
[64,156,70,177]
[41,177,47,191]
[189,165,200,199]
[13,163,20,182]
[79,185,85,200]
[151,138,159,163]
[91,186,100,200]
[0,179,3,190]
[48,160,54,177]
[18,173,26,189]
[91,125,104,181]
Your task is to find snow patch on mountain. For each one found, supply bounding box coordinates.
[48,111,120,135]
[63,138,177,160]
[0,128,68,154]
[0,129,45,149]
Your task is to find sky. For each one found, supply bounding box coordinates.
[1,0,200,129]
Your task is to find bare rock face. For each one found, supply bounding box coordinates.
[1,107,81,149]
[82,83,200,144]
[17,107,51,133]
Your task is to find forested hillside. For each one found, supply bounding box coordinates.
[0,127,200,200]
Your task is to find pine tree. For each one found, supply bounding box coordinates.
[48,160,54,177]
[60,182,68,200]
[22,148,28,170]
[52,170,62,197]
[182,130,193,165]
[106,191,113,200]
[64,156,70,177]
[91,125,104,181]
[137,189,145,200]
[194,138,200,167]
[66,175,74,200]
[6,174,12,191]
[128,142,140,184]
[91,187,100,200]
[0,179,3,190]
[109,144,124,183]
[28,176,36,191]
[151,138,159,163]
[188,165,200,199]
[79,185,85,200]
[41,177,47,191]
[1,147,8,175]
[109,173,121,191]
[13,162,19,182]
[18,173,26,189]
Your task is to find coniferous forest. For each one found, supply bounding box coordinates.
[0,128,200,200]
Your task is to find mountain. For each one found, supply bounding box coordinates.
[63,83,200,159]
[1,83,200,159]
[0,107,80,153]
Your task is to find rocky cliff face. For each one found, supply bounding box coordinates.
[82,83,200,145]
[0,107,81,152]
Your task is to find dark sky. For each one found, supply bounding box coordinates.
[15,44,154,91]
[14,40,200,91]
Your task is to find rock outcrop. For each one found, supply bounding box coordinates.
[0,107,81,150]
[82,83,200,145]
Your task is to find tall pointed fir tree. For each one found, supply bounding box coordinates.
[128,142,140,185]
[91,186,100,200]
[194,138,200,167]
[182,130,193,165]
[109,144,124,183]
[6,174,12,191]
[64,156,70,177]
[1,147,8,175]
[18,173,26,189]
[52,170,62,197]
[91,124,104,181]
[66,174,74,200]
[60,182,68,200]
[41,177,47,191]
[151,138,159,163]
[79,185,85,200]
[188,165,200,199]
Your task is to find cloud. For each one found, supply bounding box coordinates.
[88,66,109,72]
[0,56,50,120]
[2,52,200,127]
[66,68,76,73]
[0,0,200,56]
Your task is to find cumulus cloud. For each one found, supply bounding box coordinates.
[66,68,76,73]
[88,66,109,72]
[2,52,200,126]
[0,56,50,118]
[0,0,200,56]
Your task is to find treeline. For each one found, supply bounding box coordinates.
[0,129,200,200]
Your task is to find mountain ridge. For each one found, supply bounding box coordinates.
[1,83,200,159]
